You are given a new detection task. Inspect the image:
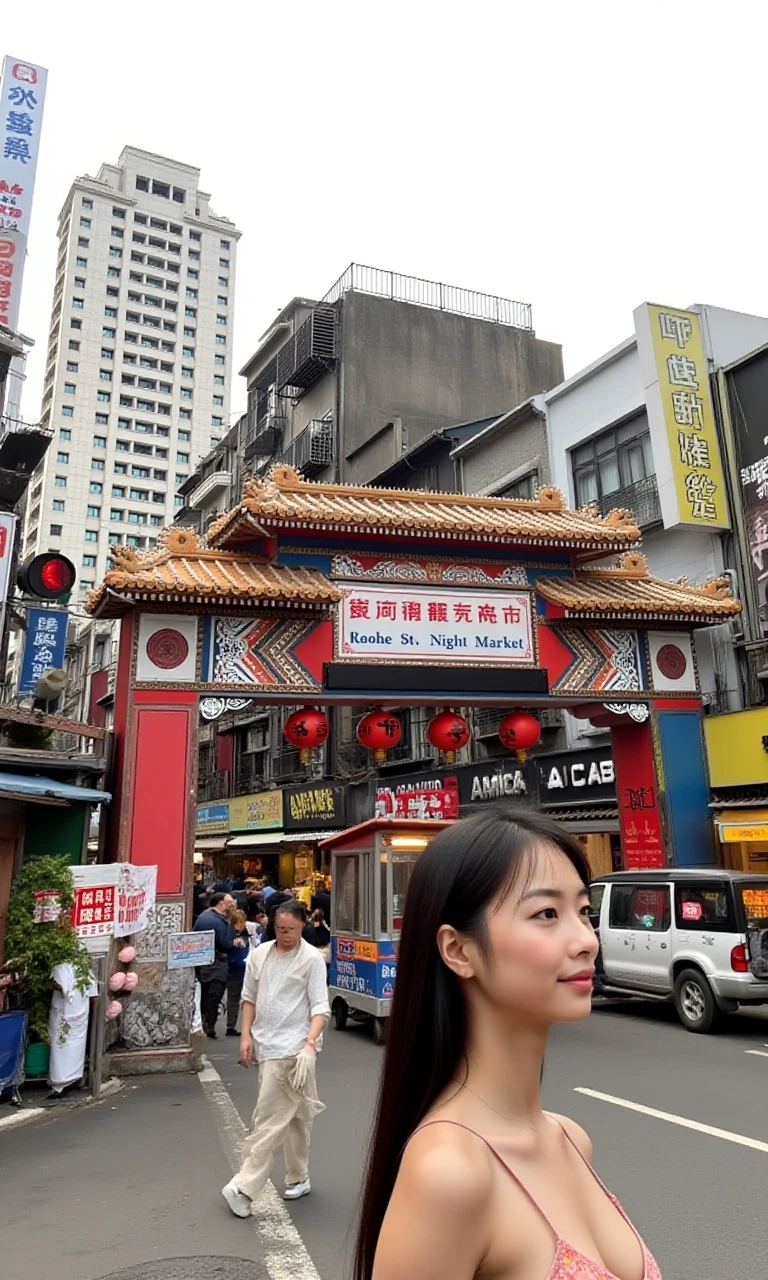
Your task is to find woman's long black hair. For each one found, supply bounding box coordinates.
[353,804,591,1280]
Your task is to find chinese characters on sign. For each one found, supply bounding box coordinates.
[72,885,116,938]
[285,783,345,831]
[229,789,283,832]
[33,890,61,923]
[114,864,156,937]
[339,585,534,664]
[18,607,67,694]
[0,57,47,331]
[634,303,729,531]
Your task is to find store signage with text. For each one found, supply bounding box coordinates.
[229,789,283,832]
[376,776,460,820]
[285,783,345,831]
[196,802,230,835]
[0,56,48,329]
[536,746,616,806]
[339,584,534,664]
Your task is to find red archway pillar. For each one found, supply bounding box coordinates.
[611,719,666,870]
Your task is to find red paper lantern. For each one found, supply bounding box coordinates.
[427,711,471,764]
[284,708,329,765]
[357,708,402,764]
[498,710,540,762]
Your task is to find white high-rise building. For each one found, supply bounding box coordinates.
[26,146,240,597]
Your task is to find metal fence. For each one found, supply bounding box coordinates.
[322,263,532,330]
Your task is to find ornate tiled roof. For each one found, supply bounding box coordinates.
[536,553,742,623]
[206,466,641,551]
[86,527,341,617]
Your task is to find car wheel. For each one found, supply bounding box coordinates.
[373,1016,388,1046]
[673,968,721,1033]
[333,1000,348,1030]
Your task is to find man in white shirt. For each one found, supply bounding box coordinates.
[222,900,330,1217]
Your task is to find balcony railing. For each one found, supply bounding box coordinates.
[281,419,334,478]
[243,417,284,463]
[198,770,230,802]
[322,263,533,330]
[594,475,662,528]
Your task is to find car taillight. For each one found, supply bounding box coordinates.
[731,943,748,972]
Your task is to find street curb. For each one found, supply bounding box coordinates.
[0,1076,123,1133]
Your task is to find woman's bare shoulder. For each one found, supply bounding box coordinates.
[398,1121,495,1209]
[547,1112,594,1161]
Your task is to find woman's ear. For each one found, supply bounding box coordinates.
[436,924,477,981]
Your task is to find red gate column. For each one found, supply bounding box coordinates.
[127,690,197,894]
[611,719,666,870]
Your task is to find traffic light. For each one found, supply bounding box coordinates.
[17,552,76,601]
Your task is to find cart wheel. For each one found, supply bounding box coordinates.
[373,1016,388,1046]
[333,1000,348,1030]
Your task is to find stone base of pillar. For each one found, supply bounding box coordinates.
[105,1047,196,1076]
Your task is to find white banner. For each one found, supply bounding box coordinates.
[0,56,47,330]
[0,511,15,604]
[115,864,157,937]
[338,583,534,664]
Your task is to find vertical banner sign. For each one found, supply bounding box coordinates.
[18,607,67,693]
[0,511,16,602]
[0,57,47,331]
[634,303,730,532]
[726,350,768,629]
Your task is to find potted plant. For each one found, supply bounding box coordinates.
[5,856,91,1077]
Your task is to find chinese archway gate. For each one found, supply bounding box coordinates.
[87,465,740,1064]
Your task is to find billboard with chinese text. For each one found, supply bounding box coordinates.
[726,347,768,632]
[18,607,67,694]
[338,584,534,664]
[0,56,47,331]
[635,303,730,531]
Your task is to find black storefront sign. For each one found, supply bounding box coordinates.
[535,745,616,806]
[376,756,537,814]
[284,782,346,831]
[727,349,768,626]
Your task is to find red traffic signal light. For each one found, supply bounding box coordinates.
[17,552,76,600]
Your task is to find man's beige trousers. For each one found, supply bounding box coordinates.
[236,1057,325,1203]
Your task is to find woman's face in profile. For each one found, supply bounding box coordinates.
[478,844,599,1026]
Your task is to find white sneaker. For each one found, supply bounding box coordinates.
[284,1178,311,1200]
[222,1177,252,1218]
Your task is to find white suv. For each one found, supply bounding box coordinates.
[590,869,768,1032]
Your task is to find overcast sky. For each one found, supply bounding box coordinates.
[10,1,768,425]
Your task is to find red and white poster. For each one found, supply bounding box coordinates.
[376,776,459,821]
[72,885,116,938]
[612,722,665,869]
[115,864,157,937]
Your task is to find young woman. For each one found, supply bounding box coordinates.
[225,909,250,1037]
[355,805,661,1280]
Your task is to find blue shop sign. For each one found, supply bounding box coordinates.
[19,608,68,694]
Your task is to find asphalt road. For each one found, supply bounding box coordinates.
[3,997,768,1280]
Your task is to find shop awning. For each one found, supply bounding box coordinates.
[194,837,228,852]
[714,809,768,842]
[0,772,110,806]
[226,832,285,849]
[279,830,343,843]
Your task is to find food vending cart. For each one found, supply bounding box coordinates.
[321,818,452,1044]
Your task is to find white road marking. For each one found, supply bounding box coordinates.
[0,1106,45,1132]
[575,1086,768,1154]
[197,1055,321,1280]
[744,1049,768,1058]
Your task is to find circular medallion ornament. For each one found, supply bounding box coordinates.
[146,627,189,670]
[656,643,687,681]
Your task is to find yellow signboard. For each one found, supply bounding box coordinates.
[704,706,768,787]
[229,790,283,832]
[720,824,768,844]
[634,303,730,530]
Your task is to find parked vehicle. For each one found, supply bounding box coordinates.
[589,869,768,1032]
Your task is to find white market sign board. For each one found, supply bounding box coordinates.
[71,863,157,954]
[338,584,534,664]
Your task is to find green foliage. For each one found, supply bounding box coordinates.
[5,856,91,1043]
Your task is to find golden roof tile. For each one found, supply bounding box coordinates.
[536,552,742,623]
[207,466,641,551]
[86,526,340,617]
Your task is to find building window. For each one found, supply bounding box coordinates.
[571,415,654,507]
[178,429,190,442]
[82,198,93,210]
[215,335,226,346]
[90,481,103,494]
[110,509,123,522]
[213,395,224,407]
[61,406,74,418]
[117,417,131,431]
[87,504,101,518]
[54,475,67,488]
[93,435,107,449]
[112,486,126,497]
[97,391,111,403]
[114,463,127,474]
[173,187,185,203]
[179,408,191,421]
[100,370,112,382]
[108,533,122,545]
[219,257,229,268]
[116,441,130,453]
[85,529,99,542]
[50,524,62,537]
[185,287,197,299]
[105,307,117,319]
[83,555,97,568]
[182,345,194,358]
[109,246,122,259]
[63,382,76,395]
[136,176,149,193]
[74,276,86,289]
[180,388,192,400]
[95,413,108,425]
[76,257,88,269]
[72,297,84,309]
[218,276,228,288]
[155,447,168,459]
[152,180,170,199]
[77,237,89,250]
[103,327,116,339]
[181,366,193,380]
[53,500,65,513]
[176,452,189,465]
[214,374,224,386]
[92,458,105,471]
[56,451,69,464]
[212,416,223,427]
[156,426,169,438]
[101,347,114,360]
[107,267,121,279]
[214,354,225,366]
[183,326,195,338]
[175,473,187,486]
[80,217,91,229]
[187,268,198,280]
[59,428,72,441]
[216,296,227,307]
[112,206,126,219]
[495,472,538,501]
[69,340,80,351]
[184,308,196,319]
[111,227,124,239]
[216,314,227,326]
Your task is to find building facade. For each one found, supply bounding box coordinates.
[25,147,240,600]
[238,264,563,489]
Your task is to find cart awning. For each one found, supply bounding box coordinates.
[194,837,228,852]
[226,832,284,848]
[0,772,110,805]
[714,809,768,842]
